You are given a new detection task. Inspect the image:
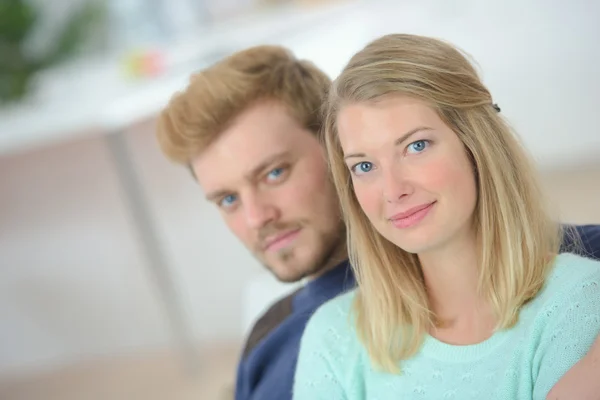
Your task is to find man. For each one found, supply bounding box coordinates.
[155,45,600,400]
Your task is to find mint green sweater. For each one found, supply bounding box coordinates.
[293,253,600,400]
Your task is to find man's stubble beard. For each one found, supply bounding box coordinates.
[262,221,347,283]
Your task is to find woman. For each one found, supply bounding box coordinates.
[293,34,600,399]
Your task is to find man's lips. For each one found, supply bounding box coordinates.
[263,228,302,252]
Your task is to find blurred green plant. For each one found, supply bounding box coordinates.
[0,0,105,104]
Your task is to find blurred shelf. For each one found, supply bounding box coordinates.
[0,0,362,157]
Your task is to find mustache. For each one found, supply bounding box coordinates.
[256,222,303,250]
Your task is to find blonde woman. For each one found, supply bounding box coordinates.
[292,34,600,400]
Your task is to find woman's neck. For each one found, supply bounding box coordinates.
[419,229,495,343]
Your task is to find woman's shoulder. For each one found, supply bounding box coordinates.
[543,253,600,296]
[525,253,600,396]
[299,288,359,353]
[527,252,600,319]
[294,290,363,397]
[306,288,358,332]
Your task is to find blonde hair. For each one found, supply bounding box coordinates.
[323,34,562,372]
[157,45,331,165]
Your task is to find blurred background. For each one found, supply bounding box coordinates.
[0,0,599,398]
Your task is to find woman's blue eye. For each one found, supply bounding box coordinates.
[267,167,284,180]
[352,162,373,175]
[407,139,429,154]
[220,194,237,208]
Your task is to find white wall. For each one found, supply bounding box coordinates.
[0,134,170,375]
[1,0,600,377]
[0,124,267,377]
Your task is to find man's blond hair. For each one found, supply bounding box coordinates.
[156,45,331,165]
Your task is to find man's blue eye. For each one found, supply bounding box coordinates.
[407,140,429,154]
[267,168,284,180]
[220,194,237,207]
[352,162,373,175]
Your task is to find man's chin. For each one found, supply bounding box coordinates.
[263,259,313,283]
[269,267,308,284]
[259,248,318,282]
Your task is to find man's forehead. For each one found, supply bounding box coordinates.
[219,131,293,160]
[193,101,317,190]
[193,136,297,195]
[202,130,297,168]
[214,108,303,156]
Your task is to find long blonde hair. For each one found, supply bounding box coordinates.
[323,34,562,373]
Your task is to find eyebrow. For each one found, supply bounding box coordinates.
[205,189,229,203]
[204,150,291,201]
[343,126,433,160]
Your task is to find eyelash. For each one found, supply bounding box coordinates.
[350,161,373,175]
[349,139,431,175]
[217,166,289,210]
[406,139,431,154]
[219,194,237,209]
[266,167,285,181]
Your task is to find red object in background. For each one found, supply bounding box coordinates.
[144,51,165,76]
[123,50,166,78]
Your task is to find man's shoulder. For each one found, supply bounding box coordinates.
[562,224,600,259]
[241,287,302,359]
[575,224,600,259]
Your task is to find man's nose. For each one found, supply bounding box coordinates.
[243,193,279,229]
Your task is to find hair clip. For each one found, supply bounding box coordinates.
[492,103,501,113]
